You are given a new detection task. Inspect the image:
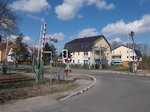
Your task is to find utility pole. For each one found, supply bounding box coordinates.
[129,31,136,73]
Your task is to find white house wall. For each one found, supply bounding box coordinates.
[112,46,140,62]
[7,48,13,62]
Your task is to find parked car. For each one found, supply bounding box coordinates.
[111,61,123,66]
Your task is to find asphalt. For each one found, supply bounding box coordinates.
[1,70,150,112]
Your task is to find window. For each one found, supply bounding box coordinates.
[84,60,88,64]
[73,60,75,63]
[78,60,80,63]
[78,52,80,55]
[127,56,128,58]
[84,52,88,55]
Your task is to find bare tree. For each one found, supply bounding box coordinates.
[0,0,19,36]
[110,41,123,49]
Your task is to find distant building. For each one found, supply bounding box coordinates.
[64,35,111,67]
[0,43,7,62]
[0,42,32,63]
[7,43,32,63]
[111,45,142,66]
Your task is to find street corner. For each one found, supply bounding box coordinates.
[59,74,96,101]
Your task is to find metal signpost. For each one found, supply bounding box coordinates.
[44,51,53,82]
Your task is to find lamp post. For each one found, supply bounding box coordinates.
[129,31,136,72]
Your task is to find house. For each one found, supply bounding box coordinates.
[0,42,32,63]
[64,35,111,68]
[7,43,32,63]
[0,43,7,62]
[111,45,142,66]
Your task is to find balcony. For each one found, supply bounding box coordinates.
[111,53,122,56]
[111,58,122,62]
[94,55,104,59]
[94,46,107,51]
[83,55,88,58]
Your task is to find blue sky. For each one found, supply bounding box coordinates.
[9,0,150,53]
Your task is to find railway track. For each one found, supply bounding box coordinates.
[0,74,35,83]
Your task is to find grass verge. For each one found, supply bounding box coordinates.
[0,79,77,104]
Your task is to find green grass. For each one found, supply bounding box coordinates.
[0,81,34,90]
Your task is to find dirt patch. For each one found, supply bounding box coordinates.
[0,80,77,104]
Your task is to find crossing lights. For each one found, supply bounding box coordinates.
[62,49,72,59]
[62,49,68,58]
[68,51,72,58]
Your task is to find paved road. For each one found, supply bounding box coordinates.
[4,70,150,112]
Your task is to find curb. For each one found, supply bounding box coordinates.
[59,75,96,101]
[97,70,150,77]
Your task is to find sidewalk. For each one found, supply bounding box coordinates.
[0,73,95,112]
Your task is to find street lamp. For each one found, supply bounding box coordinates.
[129,31,136,72]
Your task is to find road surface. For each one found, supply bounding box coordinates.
[3,70,150,112]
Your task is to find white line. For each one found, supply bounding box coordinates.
[59,75,97,101]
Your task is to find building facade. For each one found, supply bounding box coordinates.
[111,45,142,66]
[64,35,111,67]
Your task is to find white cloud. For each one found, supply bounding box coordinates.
[78,28,99,38]
[28,15,45,22]
[46,33,65,41]
[24,36,31,41]
[87,0,115,10]
[112,37,122,42]
[9,35,17,40]
[9,35,32,45]
[55,0,85,20]
[101,14,150,37]
[9,0,50,13]
[55,0,115,20]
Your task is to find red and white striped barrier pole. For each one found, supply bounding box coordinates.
[40,23,46,61]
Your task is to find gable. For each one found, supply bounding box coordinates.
[94,37,111,48]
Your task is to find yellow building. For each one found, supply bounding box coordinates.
[111,45,142,66]
[0,43,7,63]
[64,35,111,67]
